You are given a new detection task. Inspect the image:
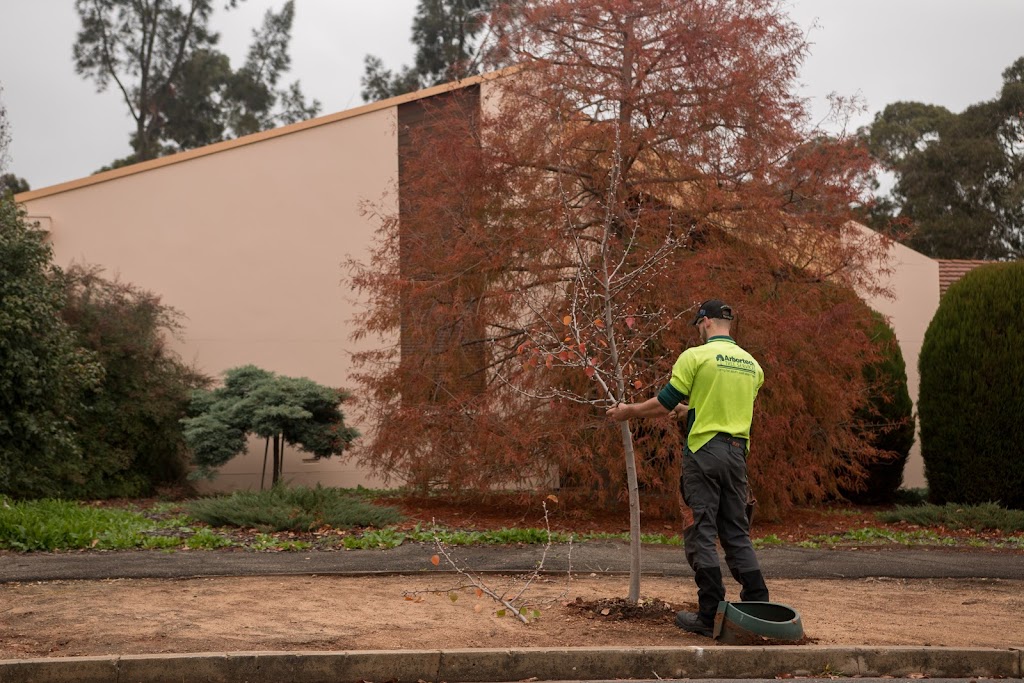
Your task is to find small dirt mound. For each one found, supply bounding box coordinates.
[566,596,690,622]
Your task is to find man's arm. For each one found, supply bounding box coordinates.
[606,396,674,422]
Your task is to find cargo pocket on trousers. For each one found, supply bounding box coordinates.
[745,487,757,527]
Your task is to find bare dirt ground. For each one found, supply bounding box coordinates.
[1,574,1022,659]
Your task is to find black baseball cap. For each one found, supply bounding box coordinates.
[691,299,734,325]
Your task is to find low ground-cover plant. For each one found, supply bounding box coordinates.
[799,527,959,548]
[0,498,171,551]
[183,527,235,550]
[186,484,404,532]
[877,502,1024,533]
[0,497,237,551]
[250,533,313,551]
[753,534,785,548]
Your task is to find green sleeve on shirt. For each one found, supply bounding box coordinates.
[657,383,686,411]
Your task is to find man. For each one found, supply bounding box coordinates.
[606,299,769,637]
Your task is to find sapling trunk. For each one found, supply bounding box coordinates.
[619,421,642,603]
[604,259,642,604]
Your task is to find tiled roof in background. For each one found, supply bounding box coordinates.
[937,259,991,296]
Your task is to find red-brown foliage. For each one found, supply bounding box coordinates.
[346,0,892,518]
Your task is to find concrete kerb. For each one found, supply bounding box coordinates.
[0,646,1020,683]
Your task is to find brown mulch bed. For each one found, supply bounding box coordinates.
[566,596,684,622]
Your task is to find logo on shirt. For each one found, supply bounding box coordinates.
[716,353,756,375]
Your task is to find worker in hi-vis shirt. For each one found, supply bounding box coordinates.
[606,299,769,637]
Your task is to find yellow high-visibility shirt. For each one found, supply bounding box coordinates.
[657,336,764,454]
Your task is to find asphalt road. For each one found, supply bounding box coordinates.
[1,542,1021,583]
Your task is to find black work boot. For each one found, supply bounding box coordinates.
[674,610,713,637]
[737,569,770,602]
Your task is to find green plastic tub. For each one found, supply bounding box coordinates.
[713,600,804,644]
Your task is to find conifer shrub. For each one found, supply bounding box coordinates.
[877,501,1024,533]
[187,485,402,532]
[918,261,1024,509]
[183,365,359,484]
[840,310,915,505]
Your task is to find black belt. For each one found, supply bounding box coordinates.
[712,432,747,447]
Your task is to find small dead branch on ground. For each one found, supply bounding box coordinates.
[402,499,572,623]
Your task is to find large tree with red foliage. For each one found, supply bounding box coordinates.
[347,0,893,591]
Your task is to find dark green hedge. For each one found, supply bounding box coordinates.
[841,310,915,504]
[918,261,1024,509]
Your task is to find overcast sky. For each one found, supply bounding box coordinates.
[2,1,1023,190]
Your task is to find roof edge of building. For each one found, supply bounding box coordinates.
[15,67,515,203]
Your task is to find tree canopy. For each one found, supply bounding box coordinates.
[0,174,29,196]
[348,0,890,532]
[862,57,1024,260]
[361,0,502,101]
[73,0,319,168]
[0,85,10,177]
[1,86,30,195]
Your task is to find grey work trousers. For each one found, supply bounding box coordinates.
[680,434,761,576]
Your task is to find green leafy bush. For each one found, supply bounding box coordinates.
[186,485,403,532]
[0,198,102,498]
[918,261,1024,508]
[59,266,209,498]
[1,198,206,500]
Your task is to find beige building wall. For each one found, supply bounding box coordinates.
[857,227,940,489]
[19,106,401,492]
